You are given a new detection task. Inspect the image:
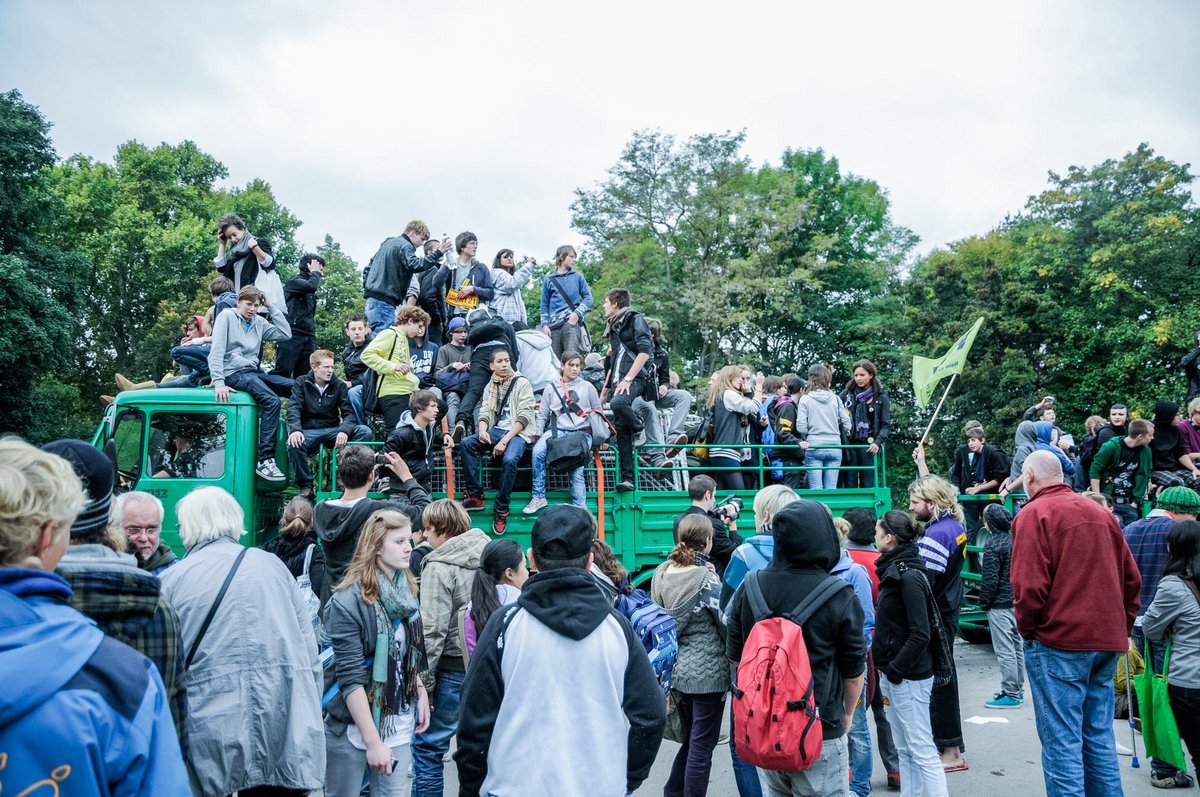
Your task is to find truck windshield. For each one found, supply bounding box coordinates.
[147,412,227,479]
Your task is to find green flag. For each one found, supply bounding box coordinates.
[912,317,985,409]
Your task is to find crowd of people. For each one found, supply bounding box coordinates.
[3,214,1198,796]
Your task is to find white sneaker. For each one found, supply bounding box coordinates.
[256,458,285,481]
[1116,741,1133,756]
[523,496,548,515]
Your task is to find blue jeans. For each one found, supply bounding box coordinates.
[366,297,397,336]
[729,701,764,797]
[460,430,527,514]
[347,383,366,425]
[224,369,293,460]
[531,429,589,506]
[849,698,873,796]
[1025,642,1123,797]
[805,447,842,490]
[881,676,948,797]
[168,344,212,386]
[411,668,465,797]
[287,425,373,487]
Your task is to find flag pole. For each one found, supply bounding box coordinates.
[919,373,958,447]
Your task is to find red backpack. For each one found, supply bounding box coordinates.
[732,572,848,771]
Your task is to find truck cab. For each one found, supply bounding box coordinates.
[92,389,291,551]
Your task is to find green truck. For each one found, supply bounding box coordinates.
[92,388,894,588]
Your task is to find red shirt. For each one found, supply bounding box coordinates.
[847,547,881,603]
[1011,482,1141,651]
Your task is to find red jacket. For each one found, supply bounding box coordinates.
[847,547,880,603]
[1011,482,1140,651]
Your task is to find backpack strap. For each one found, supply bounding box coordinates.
[185,547,248,669]
[743,570,771,621]
[302,543,315,578]
[788,576,851,627]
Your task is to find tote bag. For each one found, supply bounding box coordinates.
[1133,641,1186,771]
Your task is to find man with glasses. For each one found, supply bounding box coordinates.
[120,491,177,575]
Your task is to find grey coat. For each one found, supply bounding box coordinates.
[652,562,729,695]
[160,537,325,796]
[1143,575,1200,688]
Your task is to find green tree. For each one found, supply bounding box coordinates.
[313,235,365,354]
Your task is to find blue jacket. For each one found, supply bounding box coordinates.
[539,269,593,328]
[0,568,189,796]
[831,549,876,646]
[1034,420,1076,477]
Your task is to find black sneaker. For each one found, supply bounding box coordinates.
[616,480,635,492]
[1152,771,1195,789]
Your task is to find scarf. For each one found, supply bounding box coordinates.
[852,387,876,441]
[483,375,518,429]
[369,570,425,736]
[226,232,255,290]
[602,306,630,339]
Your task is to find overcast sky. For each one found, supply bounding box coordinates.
[3,1,1197,268]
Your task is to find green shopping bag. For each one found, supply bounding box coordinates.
[1133,641,1187,771]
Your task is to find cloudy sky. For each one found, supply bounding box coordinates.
[3,1,1197,267]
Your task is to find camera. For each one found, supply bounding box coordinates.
[374,453,390,465]
[712,495,743,522]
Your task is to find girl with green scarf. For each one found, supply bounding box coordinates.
[323,509,429,796]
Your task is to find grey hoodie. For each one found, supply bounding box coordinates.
[796,388,852,446]
[207,303,291,386]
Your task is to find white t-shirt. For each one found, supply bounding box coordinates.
[347,620,418,749]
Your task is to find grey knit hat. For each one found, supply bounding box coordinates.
[39,439,115,538]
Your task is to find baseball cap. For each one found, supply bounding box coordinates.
[448,317,467,331]
[531,505,595,560]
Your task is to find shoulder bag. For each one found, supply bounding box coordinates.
[361,330,399,415]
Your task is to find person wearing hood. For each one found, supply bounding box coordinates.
[999,420,1040,499]
[726,500,867,797]
[411,498,491,797]
[44,440,188,746]
[1150,399,1200,491]
[1033,420,1076,481]
[274,252,326,379]
[455,505,665,797]
[0,437,189,795]
[652,514,730,797]
[431,231,496,329]
[384,389,452,494]
[872,510,949,797]
[118,491,178,574]
[978,504,1025,710]
[796,363,853,490]
[316,446,431,605]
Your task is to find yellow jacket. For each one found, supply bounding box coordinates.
[361,327,420,397]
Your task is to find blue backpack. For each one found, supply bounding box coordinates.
[618,588,678,695]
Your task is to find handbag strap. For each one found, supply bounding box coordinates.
[185,547,248,669]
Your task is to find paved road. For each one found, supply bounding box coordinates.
[435,637,1167,796]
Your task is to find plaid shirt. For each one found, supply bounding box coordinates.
[1124,514,1175,615]
[59,566,188,747]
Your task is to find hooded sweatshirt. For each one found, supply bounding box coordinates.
[725,501,866,739]
[282,261,322,336]
[419,527,491,680]
[207,303,291,387]
[55,544,188,745]
[1151,399,1189,472]
[314,481,431,604]
[0,568,189,795]
[1009,420,1039,484]
[261,530,327,605]
[455,567,666,797]
[796,388,852,447]
[651,561,729,695]
[1033,420,1076,478]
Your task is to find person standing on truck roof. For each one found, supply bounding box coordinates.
[430,231,496,333]
[287,349,374,501]
[273,253,326,379]
[539,244,594,362]
[600,287,653,493]
[363,221,450,337]
[907,474,969,772]
[213,213,274,292]
[207,285,293,482]
[0,437,190,795]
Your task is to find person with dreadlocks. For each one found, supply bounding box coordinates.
[323,509,431,796]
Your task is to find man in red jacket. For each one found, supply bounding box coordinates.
[1011,450,1141,797]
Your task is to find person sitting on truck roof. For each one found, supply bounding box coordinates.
[208,285,293,482]
[342,315,375,426]
[287,349,374,501]
[315,444,431,606]
[384,389,453,495]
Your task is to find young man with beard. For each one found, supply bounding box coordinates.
[908,475,969,771]
[600,288,654,493]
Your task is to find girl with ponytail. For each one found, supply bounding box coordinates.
[464,539,530,656]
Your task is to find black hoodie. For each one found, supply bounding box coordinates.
[454,567,666,796]
[313,479,430,604]
[261,530,327,606]
[283,261,322,336]
[871,543,935,683]
[725,500,866,739]
[1151,399,1187,471]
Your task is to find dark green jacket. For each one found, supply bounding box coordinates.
[1089,437,1152,503]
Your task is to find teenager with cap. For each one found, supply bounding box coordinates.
[43,440,189,745]
[978,503,1025,709]
[0,437,189,794]
[1123,484,1200,788]
[455,504,665,797]
[433,315,472,430]
[725,500,867,797]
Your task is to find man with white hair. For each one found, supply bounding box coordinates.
[118,491,177,574]
[160,486,325,796]
[1011,450,1141,797]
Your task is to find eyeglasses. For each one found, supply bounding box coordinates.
[124,526,160,536]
